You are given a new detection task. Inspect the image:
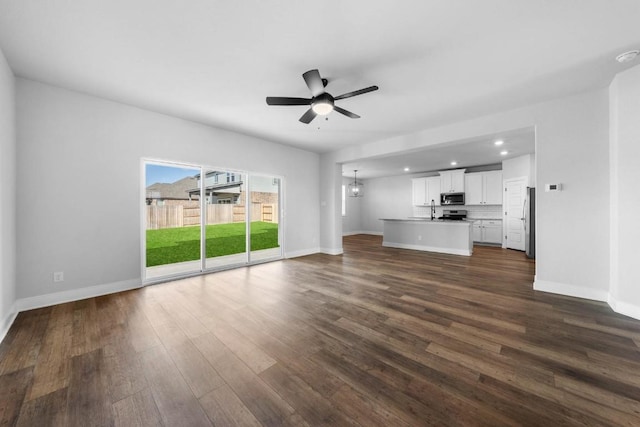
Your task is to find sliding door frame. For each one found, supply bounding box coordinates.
[141,158,285,285]
[246,172,284,265]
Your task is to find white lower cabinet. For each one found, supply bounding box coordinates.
[473,220,502,244]
[472,223,482,242]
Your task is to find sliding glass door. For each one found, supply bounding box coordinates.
[202,169,248,269]
[143,161,283,282]
[144,162,202,280]
[248,174,282,262]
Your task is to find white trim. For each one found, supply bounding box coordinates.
[608,295,640,321]
[533,279,608,302]
[284,247,320,259]
[0,302,19,345]
[320,247,344,255]
[535,279,640,321]
[382,241,472,256]
[15,279,143,312]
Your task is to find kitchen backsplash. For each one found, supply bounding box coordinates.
[413,204,502,219]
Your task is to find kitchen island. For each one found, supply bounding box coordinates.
[381,218,473,256]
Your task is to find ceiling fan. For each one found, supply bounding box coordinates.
[266,69,379,124]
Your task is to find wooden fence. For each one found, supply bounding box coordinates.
[146,203,278,230]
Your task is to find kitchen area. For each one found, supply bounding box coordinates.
[342,128,536,258]
[343,148,536,259]
[381,167,508,256]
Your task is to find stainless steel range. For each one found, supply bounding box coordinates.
[438,209,467,221]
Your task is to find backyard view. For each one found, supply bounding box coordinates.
[146,222,279,267]
[145,162,281,277]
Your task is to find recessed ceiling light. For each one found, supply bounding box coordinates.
[404,167,410,172]
[500,150,508,156]
[451,161,457,166]
[616,50,639,63]
[494,140,504,146]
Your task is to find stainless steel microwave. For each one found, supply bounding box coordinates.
[440,192,465,205]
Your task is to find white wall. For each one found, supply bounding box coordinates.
[15,79,320,305]
[533,90,609,300]
[609,64,640,318]
[321,88,611,306]
[319,158,342,254]
[0,48,16,339]
[341,177,362,235]
[360,175,414,234]
[502,154,535,187]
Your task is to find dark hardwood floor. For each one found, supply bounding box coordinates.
[2,234,640,426]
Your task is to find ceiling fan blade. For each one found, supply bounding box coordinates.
[334,85,379,101]
[266,97,311,106]
[303,69,325,97]
[299,108,317,124]
[334,105,360,119]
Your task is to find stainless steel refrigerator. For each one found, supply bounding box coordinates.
[524,187,535,259]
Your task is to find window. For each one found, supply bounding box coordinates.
[342,185,346,216]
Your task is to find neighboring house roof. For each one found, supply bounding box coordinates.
[187,181,243,197]
[146,176,198,200]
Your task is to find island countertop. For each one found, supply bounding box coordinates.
[383,217,475,223]
[380,218,473,256]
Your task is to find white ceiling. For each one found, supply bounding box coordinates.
[1,1,639,167]
[342,127,535,179]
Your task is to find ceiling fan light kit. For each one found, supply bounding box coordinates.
[266,69,378,124]
[311,93,334,115]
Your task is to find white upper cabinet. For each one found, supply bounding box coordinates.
[483,171,503,204]
[412,178,427,205]
[426,176,441,206]
[464,171,503,205]
[464,173,483,204]
[412,176,441,206]
[439,169,465,193]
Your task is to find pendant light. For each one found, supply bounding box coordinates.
[348,170,364,197]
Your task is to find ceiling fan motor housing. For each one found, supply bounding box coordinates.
[312,93,335,115]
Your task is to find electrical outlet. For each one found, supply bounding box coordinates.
[418,235,422,241]
[53,272,64,282]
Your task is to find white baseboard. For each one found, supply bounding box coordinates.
[284,247,320,259]
[0,302,19,345]
[320,247,344,255]
[382,241,472,256]
[534,280,640,321]
[533,279,608,302]
[608,296,640,321]
[16,278,143,312]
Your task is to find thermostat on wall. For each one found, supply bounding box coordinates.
[545,183,562,192]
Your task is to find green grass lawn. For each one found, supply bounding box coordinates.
[146,221,279,267]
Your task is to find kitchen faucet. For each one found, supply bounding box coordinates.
[430,199,436,220]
